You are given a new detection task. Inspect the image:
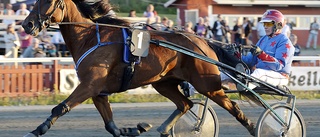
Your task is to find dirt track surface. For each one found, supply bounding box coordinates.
[0,100,319,137]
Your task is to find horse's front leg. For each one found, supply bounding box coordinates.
[92,95,121,137]
[152,81,193,137]
[23,83,99,137]
[92,95,152,137]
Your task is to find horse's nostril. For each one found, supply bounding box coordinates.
[27,22,34,29]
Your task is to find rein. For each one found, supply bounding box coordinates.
[55,22,130,29]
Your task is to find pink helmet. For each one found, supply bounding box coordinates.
[260,9,284,29]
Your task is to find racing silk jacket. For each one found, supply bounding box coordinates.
[242,33,294,74]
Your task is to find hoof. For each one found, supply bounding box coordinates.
[23,133,38,137]
[137,122,152,133]
[120,128,140,136]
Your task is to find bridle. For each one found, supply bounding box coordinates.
[34,0,65,30]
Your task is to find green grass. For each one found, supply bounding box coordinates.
[0,91,318,106]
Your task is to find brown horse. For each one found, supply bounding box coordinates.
[22,0,254,136]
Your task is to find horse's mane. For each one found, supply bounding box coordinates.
[72,0,130,26]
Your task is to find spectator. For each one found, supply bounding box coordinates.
[242,17,252,45]
[128,10,136,17]
[281,18,291,37]
[2,3,15,26]
[18,26,33,54]
[4,3,15,15]
[51,30,66,57]
[204,16,212,38]
[143,4,155,18]
[39,29,56,57]
[212,14,224,42]
[45,43,57,57]
[161,16,169,28]
[29,48,46,65]
[184,21,195,34]
[21,38,43,58]
[4,24,20,58]
[232,18,242,45]
[286,18,294,30]
[34,48,46,58]
[143,17,154,30]
[39,28,51,43]
[256,17,266,40]
[290,34,301,66]
[0,3,4,15]
[15,3,30,25]
[306,17,319,49]
[221,20,231,44]
[152,16,161,24]
[193,17,206,37]
[152,7,158,17]
[164,20,174,31]
[150,16,163,30]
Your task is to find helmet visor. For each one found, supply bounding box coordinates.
[263,22,274,27]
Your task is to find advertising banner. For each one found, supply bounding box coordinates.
[288,67,320,91]
[59,69,80,94]
[59,67,320,94]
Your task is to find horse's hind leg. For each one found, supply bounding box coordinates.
[206,89,255,136]
[152,81,193,136]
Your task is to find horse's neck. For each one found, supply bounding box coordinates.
[59,1,94,60]
[61,1,92,35]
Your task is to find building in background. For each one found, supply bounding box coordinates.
[164,0,320,47]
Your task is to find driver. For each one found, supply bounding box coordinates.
[182,9,294,96]
[242,9,294,89]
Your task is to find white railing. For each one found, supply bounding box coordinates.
[0,57,73,63]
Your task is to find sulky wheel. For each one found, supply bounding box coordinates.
[255,103,306,137]
[170,99,219,137]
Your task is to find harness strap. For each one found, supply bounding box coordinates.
[74,24,135,93]
[75,23,120,71]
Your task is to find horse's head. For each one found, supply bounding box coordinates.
[22,0,66,36]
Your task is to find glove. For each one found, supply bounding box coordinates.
[250,44,262,56]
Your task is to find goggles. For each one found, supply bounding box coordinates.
[263,22,274,27]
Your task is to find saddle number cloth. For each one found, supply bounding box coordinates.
[130,29,150,57]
